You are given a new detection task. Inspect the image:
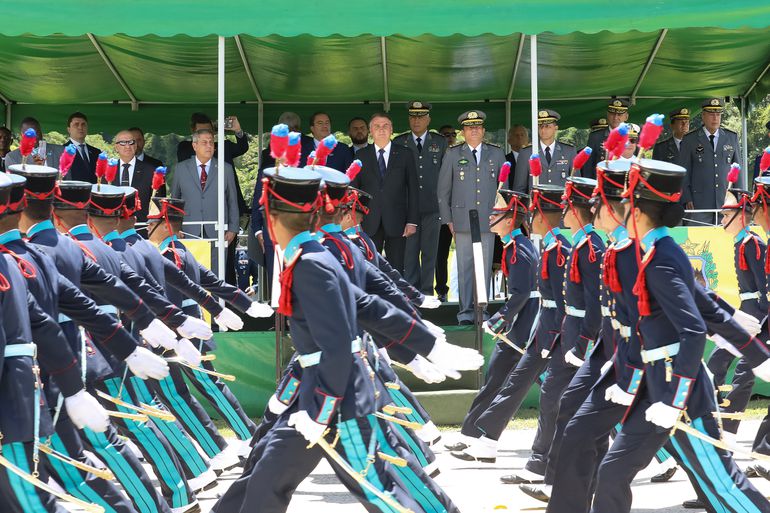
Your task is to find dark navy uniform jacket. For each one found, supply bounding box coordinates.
[732,227,768,321]
[488,228,539,347]
[534,229,570,355]
[562,225,605,359]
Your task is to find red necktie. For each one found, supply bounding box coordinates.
[200,164,208,190]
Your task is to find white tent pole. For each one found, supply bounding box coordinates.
[380,37,390,112]
[530,34,539,186]
[217,36,226,279]
[740,96,749,189]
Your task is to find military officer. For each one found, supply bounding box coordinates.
[581,98,630,178]
[589,117,608,132]
[678,97,740,225]
[393,101,448,295]
[652,107,691,163]
[437,110,507,324]
[513,109,576,192]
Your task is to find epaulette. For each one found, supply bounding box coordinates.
[485,142,501,149]
[654,136,673,145]
[449,142,464,149]
[722,127,737,136]
[614,238,634,252]
[522,143,533,149]
[392,133,408,142]
[556,140,575,148]
[682,128,700,138]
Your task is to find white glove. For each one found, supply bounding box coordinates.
[541,349,551,359]
[288,410,327,444]
[645,401,682,429]
[140,319,179,350]
[732,309,762,336]
[752,359,770,382]
[176,316,213,340]
[422,319,445,339]
[406,355,446,384]
[605,384,635,406]
[267,394,289,415]
[711,334,743,358]
[600,359,613,376]
[564,350,584,368]
[176,338,202,367]
[419,295,442,309]
[377,347,392,365]
[426,340,484,372]
[125,347,169,380]
[215,308,244,332]
[65,390,110,433]
[246,301,274,318]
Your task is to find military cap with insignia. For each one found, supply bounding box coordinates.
[5,173,27,214]
[669,107,690,120]
[722,187,751,211]
[590,117,609,131]
[261,166,323,214]
[344,186,372,215]
[626,123,641,141]
[89,184,126,217]
[309,165,351,213]
[8,164,58,203]
[458,110,486,126]
[147,196,186,222]
[55,181,92,210]
[753,175,770,206]
[624,158,686,203]
[530,184,565,212]
[563,176,598,207]
[595,160,631,202]
[119,186,141,218]
[537,109,560,124]
[702,97,725,113]
[407,101,432,117]
[493,189,529,215]
[607,98,630,113]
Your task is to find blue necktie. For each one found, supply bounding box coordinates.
[378,149,386,177]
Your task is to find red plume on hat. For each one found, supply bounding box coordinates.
[529,154,542,177]
[152,166,168,194]
[498,161,511,188]
[638,114,664,151]
[572,147,592,172]
[314,135,337,167]
[20,128,36,160]
[270,124,290,161]
[105,158,119,184]
[95,152,109,183]
[59,144,77,177]
[604,123,629,160]
[727,163,740,185]
[285,132,301,167]
[346,159,362,181]
[761,147,770,173]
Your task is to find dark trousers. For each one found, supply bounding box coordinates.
[404,212,441,295]
[474,341,549,440]
[706,348,756,433]
[0,441,65,513]
[752,408,770,455]
[225,237,237,285]
[434,224,453,296]
[460,340,523,438]
[370,224,407,275]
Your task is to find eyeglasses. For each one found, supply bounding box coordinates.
[115,140,136,146]
[441,132,454,138]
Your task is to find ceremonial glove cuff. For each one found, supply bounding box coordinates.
[605,384,634,406]
[422,319,445,339]
[419,295,441,309]
[267,394,289,415]
[564,349,584,368]
[246,301,274,318]
[65,390,110,433]
[177,316,213,340]
[126,347,169,380]
[215,307,244,332]
[140,319,179,350]
[406,355,447,384]
[288,410,327,444]
[752,359,770,382]
[176,338,202,367]
[645,401,682,429]
[732,309,762,336]
[427,340,484,372]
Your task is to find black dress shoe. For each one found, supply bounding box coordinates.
[519,484,550,503]
[450,450,495,463]
[683,498,705,509]
[458,320,474,326]
[745,466,760,478]
[444,441,469,451]
[500,474,543,485]
[437,294,447,302]
[650,466,677,482]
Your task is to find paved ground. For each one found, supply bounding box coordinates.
[65,419,770,513]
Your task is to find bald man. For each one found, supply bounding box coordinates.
[107,129,164,222]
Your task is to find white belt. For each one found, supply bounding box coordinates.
[541,299,557,309]
[182,299,198,308]
[529,291,541,299]
[610,318,632,338]
[4,343,36,358]
[739,291,761,301]
[298,338,363,368]
[640,342,680,364]
[566,306,586,318]
[601,306,611,317]
[59,304,117,323]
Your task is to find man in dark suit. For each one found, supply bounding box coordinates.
[505,124,529,185]
[64,111,101,183]
[309,111,354,171]
[348,116,370,155]
[351,112,419,274]
[129,127,163,169]
[106,130,164,223]
[4,117,64,170]
[652,108,690,164]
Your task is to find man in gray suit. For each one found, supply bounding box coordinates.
[170,128,240,252]
[513,109,576,193]
[4,117,63,170]
[678,97,740,225]
[393,101,447,295]
[437,110,506,325]
[652,107,691,163]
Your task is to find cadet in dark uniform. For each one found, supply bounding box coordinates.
[393,101,448,295]
[235,247,259,294]
[513,109,576,193]
[652,108,691,163]
[582,98,630,178]
[679,97,740,225]
[437,110,507,324]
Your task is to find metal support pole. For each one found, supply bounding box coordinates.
[216,36,226,279]
[530,35,539,186]
[740,96,749,190]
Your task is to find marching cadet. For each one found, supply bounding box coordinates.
[513,109,576,192]
[591,159,770,513]
[449,188,539,464]
[393,101,448,295]
[582,98,630,178]
[679,97,740,225]
[437,109,507,325]
[652,108,691,163]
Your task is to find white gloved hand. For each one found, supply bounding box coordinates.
[246,301,274,318]
[176,338,202,367]
[564,350,584,368]
[140,319,179,350]
[541,349,551,359]
[752,359,770,382]
[215,308,244,332]
[732,309,762,336]
[176,316,213,340]
[288,410,327,444]
[125,347,169,380]
[426,340,484,372]
[419,295,442,309]
[267,394,289,415]
[406,355,447,384]
[605,384,635,406]
[711,334,743,358]
[422,319,445,339]
[377,347,392,365]
[600,359,614,376]
[65,390,110,433]
[645,401,682,429]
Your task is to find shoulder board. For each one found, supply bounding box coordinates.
[655,136,672,146]
[392,133,408,142]
[485,142,501,149]
[522,143,532,149]
[449,142,464,149]
[683,128,700,138]
[614,238,634,252]
[556,140,575,148]
[722,127,737,136]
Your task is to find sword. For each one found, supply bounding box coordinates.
[673,420,770,463]
[374,412,423,431]
[108,411,149,422]
[96,390,176,422]
[490,330,525,355]
[166,357,236,382]
[37,443,115,480]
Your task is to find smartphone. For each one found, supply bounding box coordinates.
[38,140,47,162]
[224,117,234,129]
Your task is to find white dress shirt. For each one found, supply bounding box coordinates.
[195,157,211,181]
[118,157,137,186]
[467,143,482,164]
[374,142,392,167]
[703,126,719,151]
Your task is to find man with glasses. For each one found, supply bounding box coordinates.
[581,98,630,179]
[513,110,575,193]
[309,111,353,171]
[106,129,162,222]
[439,124,457,146]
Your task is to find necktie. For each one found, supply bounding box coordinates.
[121,163,130,186]
[416,137,423,153]
[709,134,715,151]
[472,149,478,165]
[378,149,386,177]
[200,164,208,190]
[78,144,88,162]
[544,146,552,166]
